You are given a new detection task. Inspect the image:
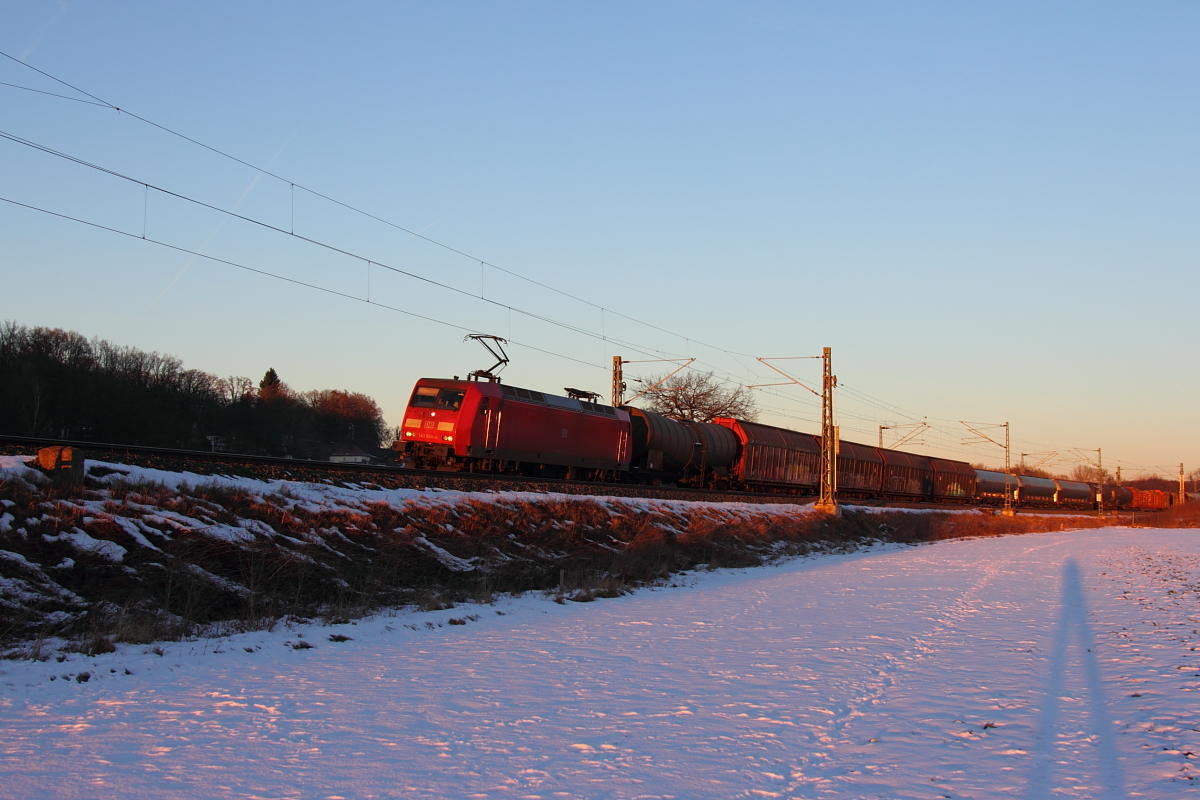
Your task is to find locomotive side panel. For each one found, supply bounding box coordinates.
[489,397,630,470]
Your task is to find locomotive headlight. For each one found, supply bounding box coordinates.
[441,435,453,442]
[404,431,414,437]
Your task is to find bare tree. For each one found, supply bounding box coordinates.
[1070,464,1109,483]
[638,370,757,423]
[217,376,255,405]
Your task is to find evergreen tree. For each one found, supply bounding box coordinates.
[258,368,286,403]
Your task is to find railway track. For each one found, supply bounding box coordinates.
[0,434,808,505]
[0,434,1119,517]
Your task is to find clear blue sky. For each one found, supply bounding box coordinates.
[2,1,1196,478]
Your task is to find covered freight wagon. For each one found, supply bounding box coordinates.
[713,417,821,493]
[930,458,976,502]
[877,448,933,500]
[835,440,885,497]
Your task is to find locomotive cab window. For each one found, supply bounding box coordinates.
[436,389,465,411]
[411,386,439,408]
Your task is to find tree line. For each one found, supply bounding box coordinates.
[0,322,388,457]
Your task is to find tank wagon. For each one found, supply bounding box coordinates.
[624,407,738,487]
[394,376,1142,511]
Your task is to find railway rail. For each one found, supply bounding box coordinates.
[0,434,1123,517]
[0,434,808,505]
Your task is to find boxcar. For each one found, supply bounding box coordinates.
[930,458,977,502]
[836,440,885,497]
[713,417,821,493]
[876,447,933,500]
[395,379,631,475]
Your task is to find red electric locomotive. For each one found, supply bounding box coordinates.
[393,378,632,478]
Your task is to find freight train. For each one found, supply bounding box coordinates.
[393,377,1167,511]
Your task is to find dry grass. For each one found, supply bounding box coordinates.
[1152,500,1200,527]
[0,464,1178,653]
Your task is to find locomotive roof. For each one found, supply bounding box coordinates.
[412,378,621,418]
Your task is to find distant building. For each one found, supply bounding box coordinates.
[330,450,372,464]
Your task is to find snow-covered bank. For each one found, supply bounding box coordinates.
[1,528,1196,798]
[0,454,1115,651]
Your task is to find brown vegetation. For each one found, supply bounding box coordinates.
[0,459,1173,656]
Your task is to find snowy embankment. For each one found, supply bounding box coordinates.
[0,454,1108,651]
[0,528,1196,798]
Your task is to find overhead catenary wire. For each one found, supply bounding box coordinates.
[15,140,1068,457]
[0,50,853,406]
[0,123,786,405]
[0,49,756,363]
[0,127,695,368]
[0,194,605,373]
[0,80,111,107]
[0,50,1147,465]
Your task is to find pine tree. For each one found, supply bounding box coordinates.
[258,368,286,403]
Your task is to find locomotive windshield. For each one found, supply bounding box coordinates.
[436,390,465,410]
[410,386,465,411]
[410,386,439,408]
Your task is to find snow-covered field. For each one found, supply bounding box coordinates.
[1,528,1197,799]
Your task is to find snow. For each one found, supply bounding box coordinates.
[0,527,1196,798]
[40,528,127,562]
[414,534,480,572]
